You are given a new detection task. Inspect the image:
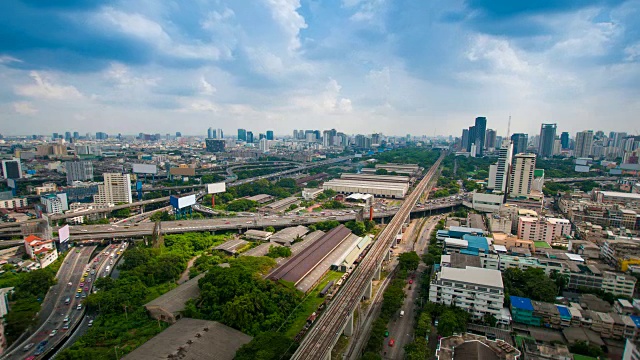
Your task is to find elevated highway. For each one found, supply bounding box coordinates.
[547,176,618,183]
[291,152,445,360]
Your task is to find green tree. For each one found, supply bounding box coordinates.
[345,221,366,236]
[569,340,604,358]
[306,180,319,188]
[226,199,258,212]
[266,246,292,258]
[404,338,430,360]
[482,313,497,327]
[398,251,420,271]
[150,211,172,222]
[375,168,389,175]
[265,226,276,233]
[235,332,297,360]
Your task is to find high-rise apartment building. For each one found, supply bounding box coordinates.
[65,161,94,185]
[560,132,570,149]
[246,131,254,143]
[509,153,536,197]
[266,130,274,141]
[485,129,497,150]
[259,138,270,153]
[538,123,557,158]
[488,141,513,193]
[94,173,132,205]
[1,159,22,179]
[575,130,594,158]
[474,117,487,156]
[510,133,528,157]
[40,193,69,214]
[205,139,226,153]
[517,217,571,245]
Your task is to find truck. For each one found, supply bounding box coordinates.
[400,310,404,318]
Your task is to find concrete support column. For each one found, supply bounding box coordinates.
[364,281,372,300]
[344,312,354,336]
[324,350,332,360]
[385,250,390,262]
[374,265,381,281]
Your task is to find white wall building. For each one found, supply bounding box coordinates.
[517,216,571,244]
[472,193,504,213]
[35,183,57,195]
[0,198,28,209]
[302,188,324,200]
[488,141,513,193]
[428,266,504,320]
[40,193,68,214]
[94,173,132,204]
[575,130,594,158]
[509,153,536,198]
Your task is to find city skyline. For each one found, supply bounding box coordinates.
[1,1,639,136]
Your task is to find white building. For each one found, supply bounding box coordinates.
[509,153,536,198]
[40,193,68,214]
[94,173,132,204]
[24,235,58,269]
[428,266,504,320]
[1,159,22,179]
[259,138,270,153]
[302,188,324,200]
[575,130,594,158]
[517,216,571,245]
[472,192,504,213]
[488,141,513,193]
[0,198,28,209]
[35,182,57,195]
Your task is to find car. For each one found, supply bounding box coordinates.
[88,319,94,327]
[63,323,70,330]
[84,286,89,291]
[79,282,84,287]
[384,330,389,337]
[81,277,85,282]
[83,272,89,277]
[76,249,80,253]
[82,293,87,298]
[49,329,58,337]
[409,279,413,284]
[22,343,35,352]
[90,269,95,275]
[25,356,37,360]
[77,304,83,310]
[388,339,395,347]
[271,219,277,222]
[224,221,231,224]
[246,221,252,224]
[67,281,72,286]
[77,288,82,293]
[64,297,71,305]
[94,258,99,262]
[64,316,69,322]
[76,293,80,298]
[434,319,439,327]
[87,278,92,283]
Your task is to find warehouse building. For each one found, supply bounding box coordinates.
[360,163,419,175]
[332,235,372,272]
[323,179,408,199]
[244,229,273,241]
[340,173,410,184]
[270,225,309,246]
[261,196,299,213]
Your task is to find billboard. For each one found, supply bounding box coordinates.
[170,167,196,177]
[170,194,196,209]
[58,225,70,243]
[206,182,226,194]
[132,163,158,175]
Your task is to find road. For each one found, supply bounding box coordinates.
[4,246,95,359]
[383,216,441,360]
[291,152,445,360]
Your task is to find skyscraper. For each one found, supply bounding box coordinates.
[266,130,274,141]
[259,133,266,140]
[474,117,487,156]
[574,130,594,158]
[207,127,214,139]
[485,129,497,150]
[238,129,247,141]
[246,131,254,143]
[65,161,94,185]
[293,130,298,139]
[538,123,557,158]
[259,138,269,153]
[560,132,570,149]
[461,129,469,151]
[509,153,536,198]
[488,140,513,194]
[467,126,476,152]
[510,133,528,156]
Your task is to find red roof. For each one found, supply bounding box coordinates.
[25,235,42,242]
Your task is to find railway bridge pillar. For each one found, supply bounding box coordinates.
[364,281,372,300]
[374,265,381,281]
[343,313,354,336]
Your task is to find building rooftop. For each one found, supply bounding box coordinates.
[145,273,205,316]
[439,266,503,289]
[121,318,252,360]
[599,191,640,200]
[510,296,534,311]
[462,235,490,252]
[437,334,520,360]
[448,226,484,235]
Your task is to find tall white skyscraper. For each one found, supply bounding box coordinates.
[488,141,513,194]
[94,173,132,204]
[575,130,594,158]
[509,153,536,198]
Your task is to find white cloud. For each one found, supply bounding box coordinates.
[0,55,22,64]
[290,79,353,113]
[13,102,38,115]
[105,63,159,88]
[15,71,84,100]
[200,76,216,95]
[263,0,308,51]
[624,42,640,62]
[180,99,218,112]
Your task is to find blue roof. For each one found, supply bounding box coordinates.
[462,235,490,252]
[460,249,479,256]
[631,316,640,328]
[510,296,534,311]
[449,226,484,234]
[556,305,571,319]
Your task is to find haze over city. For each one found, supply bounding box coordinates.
[1,0,640,136]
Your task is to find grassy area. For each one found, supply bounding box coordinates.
[331,335,350,360]
[284,270,343,338]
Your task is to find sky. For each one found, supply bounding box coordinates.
[0,0,639,137]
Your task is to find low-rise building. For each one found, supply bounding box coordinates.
[517,216,571,245]
[472,192,504,213]
[302,188,324,200]
[429,266,504,320]
[0,198,27,209]
[244,229,273,241]
[24,235,58,268]
[40,193,68,214]
[35,182,57,195]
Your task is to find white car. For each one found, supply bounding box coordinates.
[50,329,58,337]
